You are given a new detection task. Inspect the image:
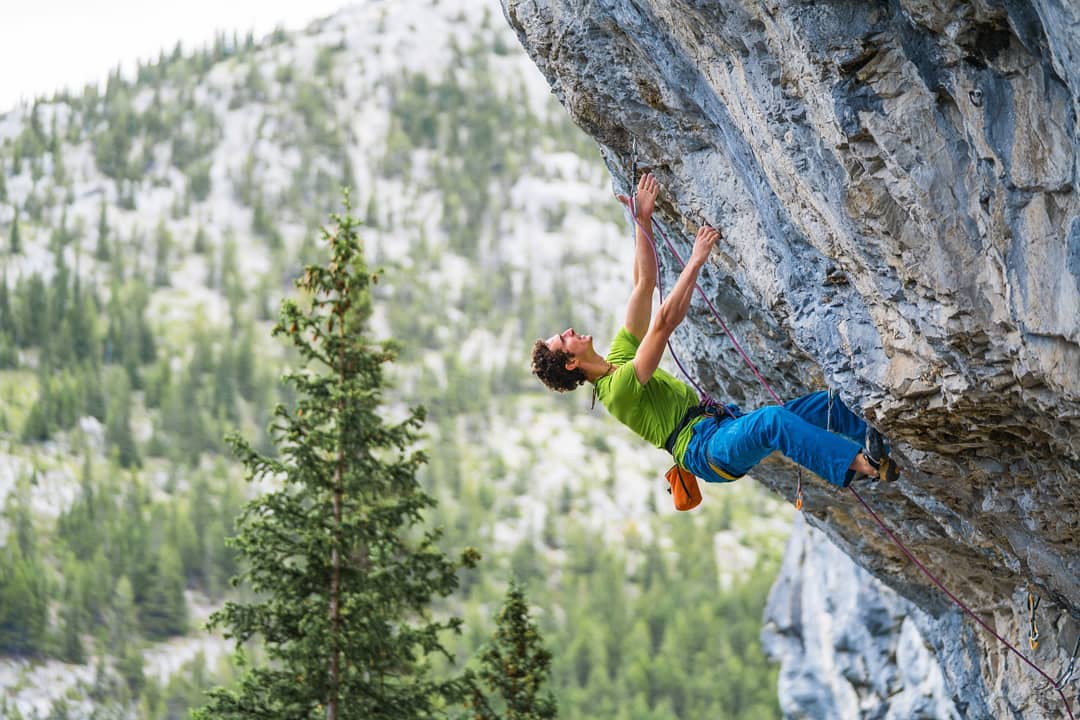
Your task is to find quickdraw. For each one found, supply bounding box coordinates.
[1030,593,1041,651]
[1055,633,1080,691]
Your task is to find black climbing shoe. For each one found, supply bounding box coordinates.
[865,426,887,465]
[863,426,899,482]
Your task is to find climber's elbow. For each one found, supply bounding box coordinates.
[652,305,679,337]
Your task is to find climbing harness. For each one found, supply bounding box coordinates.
[1030,593,1041,651]
[621,162,1076,719]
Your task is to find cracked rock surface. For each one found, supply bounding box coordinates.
[502,0,1080,716]
[762,514,967,720]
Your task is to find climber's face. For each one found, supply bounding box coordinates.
[546,327,593,364]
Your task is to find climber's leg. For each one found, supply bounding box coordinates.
[704,405,863,487]
[781,390,866,444]
[782,391,899,482]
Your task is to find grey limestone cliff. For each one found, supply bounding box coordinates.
[763,513,966,720]
[501,0,1080,717]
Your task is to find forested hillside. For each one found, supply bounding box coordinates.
[0,2,792,718]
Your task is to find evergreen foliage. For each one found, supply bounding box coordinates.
[0,481,48,656]
[9,209,20,254]
[58,569,87,664]
[470,580,557,720]
[153,219,172,287]
[111,576,147,696]
[195,198,479,719]
[96,199,111,261]
[104,366,140,467]
[138,543,188,639]
[0,538,48,656]
[50,454,242,671]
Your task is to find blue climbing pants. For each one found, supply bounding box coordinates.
[681,391,866,488]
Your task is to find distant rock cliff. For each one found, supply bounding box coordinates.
[502,0,1080,717]
[763,514,966,719]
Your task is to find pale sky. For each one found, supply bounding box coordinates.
[0,0,353,113]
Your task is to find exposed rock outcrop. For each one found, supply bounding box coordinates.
[502,0,1080,716]
[763,514,966,719]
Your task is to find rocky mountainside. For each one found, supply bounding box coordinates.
[0,1,797,717]
[502,0,1080,717]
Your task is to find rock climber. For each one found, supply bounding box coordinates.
[530,172,899,489]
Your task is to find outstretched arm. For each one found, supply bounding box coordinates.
[617,173,659,339]
[631,226,720,386]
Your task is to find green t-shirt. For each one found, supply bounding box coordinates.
[594,327,699,463]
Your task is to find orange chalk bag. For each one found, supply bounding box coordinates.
[665,464,702,511]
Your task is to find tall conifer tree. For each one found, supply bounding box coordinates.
[9,210,20,254]
[195,196,478,719]
[470,581,557,720]
[95,199,111,261]
[153,219,172,287]
[0,480,48,656]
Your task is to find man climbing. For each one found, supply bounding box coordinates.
[530,172,899,492]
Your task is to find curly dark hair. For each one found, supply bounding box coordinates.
[531,339,587,392]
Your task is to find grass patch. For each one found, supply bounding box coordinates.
[0,370,40,437]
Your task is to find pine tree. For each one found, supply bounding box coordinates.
[138,544,188,640]
[22,373,51,442]
[194,196,479,719]
[104,366,139,468]
[95,198,111,261]
[51,114,66,185]
[193,223,208,254]
[0,542,48,655]
[66,276,100,366]
[187,473,212,585]
[233,323,257,399]
[364,193,378,228]
[470,581,558,720]
[0,480,48,656]
[50,208,72,252]
[9,209,21,254]
[47,246,71,363]
[111,576,146,697]
[153,219,172,287]
[251,193,282,250]
[212,342,237,420]
[0,296,16,371]
[16,272,48,348]
[59,569,87,664]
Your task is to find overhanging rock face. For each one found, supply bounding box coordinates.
[502,0,1080,716]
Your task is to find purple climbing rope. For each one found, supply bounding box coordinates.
[628,196,715,407]
[626,202,785,406]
